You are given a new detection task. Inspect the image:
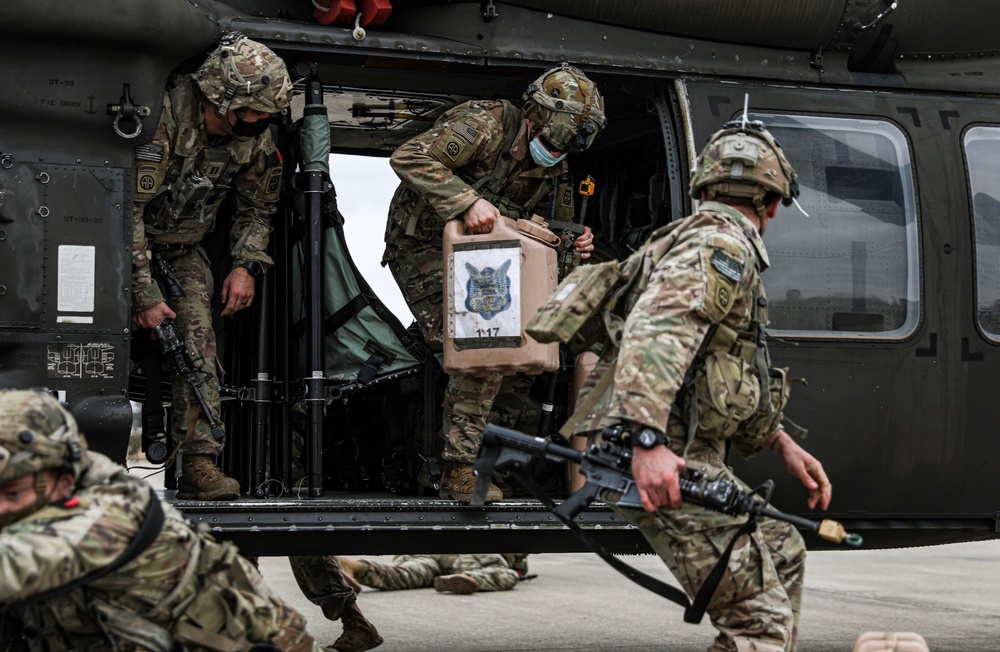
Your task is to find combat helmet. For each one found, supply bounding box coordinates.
[689,119,800,219]
[522,64,607,153]
[196,33,293,116]
[0,390,88,486]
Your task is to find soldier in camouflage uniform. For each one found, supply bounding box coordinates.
[382,64,607,502]
[337,554,523,595]
[130,35,291,500]
[567,121,832,652]
[0,390,323,651]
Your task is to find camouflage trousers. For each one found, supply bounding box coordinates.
[354,554,519,592]
[609,439,805,652]
[289,555,357,621]
[161,245,224,456]
[386,239,539,464]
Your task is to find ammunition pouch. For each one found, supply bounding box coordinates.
[683,349,761,441]
[742,366,795,443]
[525,260,621,350]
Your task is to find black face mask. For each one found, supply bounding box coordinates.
[231,116,271,138]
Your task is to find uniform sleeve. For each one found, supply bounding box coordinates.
[0,499,140,602]
[229,135,280,272]
[606,229,741,431]
[389,107,505,225]
[130,99,174,311]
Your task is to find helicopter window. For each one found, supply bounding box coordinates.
[749,114,919,338]
[965,126,1000,341]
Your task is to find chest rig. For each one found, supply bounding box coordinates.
[460,101,561,221]
[143,81,254,244]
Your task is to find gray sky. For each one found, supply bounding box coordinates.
[329,154,413,322]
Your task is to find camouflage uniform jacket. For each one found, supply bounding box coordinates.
[573,201,781,458]
[384,99,572,246]
[0,452,310,651]
[131,76,282,310]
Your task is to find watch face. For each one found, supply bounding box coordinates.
[638,429,657,448]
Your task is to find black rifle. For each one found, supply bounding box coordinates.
[150,249,225,442]
[472,423,861,621]
[473,423,861,545]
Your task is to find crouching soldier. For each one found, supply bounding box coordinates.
[0,390,323,651]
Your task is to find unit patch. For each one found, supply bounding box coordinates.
[445,141,462,159]
[710,249,743,283]
[716,285,732,312]
[134,143,163,163]
[136,164,157,193]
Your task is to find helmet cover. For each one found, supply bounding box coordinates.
[689,120,799,211]
[196,34,293,116]
[0,390,88,485]
[523,64,606,153]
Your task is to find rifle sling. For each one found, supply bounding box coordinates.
[509,466,759,625]
[508,467,691,609]
[2,491,166,612]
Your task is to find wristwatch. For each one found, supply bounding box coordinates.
[239,260,264,277]
[633,426,669,450]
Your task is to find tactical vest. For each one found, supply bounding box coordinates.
[530,209,797,453]
[140,79,273,246]
[400,100,572,239]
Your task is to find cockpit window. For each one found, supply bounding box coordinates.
[965,126,1000,341]
[750,114,919,338]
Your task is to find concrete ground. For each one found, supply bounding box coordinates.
[258,540,999,652]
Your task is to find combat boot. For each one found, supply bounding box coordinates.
[327,600,383,652]
[336,556,367,592]
[177,454,240,500]
[433,573,479,595]
[439,463,502,503]
[493,474,514,498]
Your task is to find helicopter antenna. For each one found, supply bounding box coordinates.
[741,94,749,130]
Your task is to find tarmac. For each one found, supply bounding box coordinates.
[258,539,999,651]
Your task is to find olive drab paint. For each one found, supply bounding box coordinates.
[442,216,560,377]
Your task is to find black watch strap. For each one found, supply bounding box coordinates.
[633,426,669,450]
[240,260,264,277]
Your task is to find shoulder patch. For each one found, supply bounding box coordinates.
[134,143,163,163]
[452,122,480,144]
[710,249,743,283]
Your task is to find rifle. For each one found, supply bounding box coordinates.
[150,248,225,443]
[473,423,861,546]
[472,423,861,621]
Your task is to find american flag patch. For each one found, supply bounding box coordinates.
[453,122,480,144]
[134,143,164,162]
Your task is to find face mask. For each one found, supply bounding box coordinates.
[529,137,567,168]
[222,113,271,141]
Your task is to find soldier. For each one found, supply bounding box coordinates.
[290,556,383,651]
[0,390,323,651]
[382,64,607,502]
[337,554,523,595]
[566,120,832,652]
[130,34,291,499]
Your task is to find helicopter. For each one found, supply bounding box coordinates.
[0,0,998,557]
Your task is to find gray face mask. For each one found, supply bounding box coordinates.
[528,137,566,168]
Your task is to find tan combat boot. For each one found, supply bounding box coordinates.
[336,556,367,592]
[177,454,240,500]
[327,600,383,652]
[433,573,479,594]
[439,463,502,503]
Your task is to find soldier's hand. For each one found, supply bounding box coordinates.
[768,430,832,511]
[462,198,500,234]
[220,267,255,317]
[131,302,176,332]
[574,226,595,259]
[631,445,686,512]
